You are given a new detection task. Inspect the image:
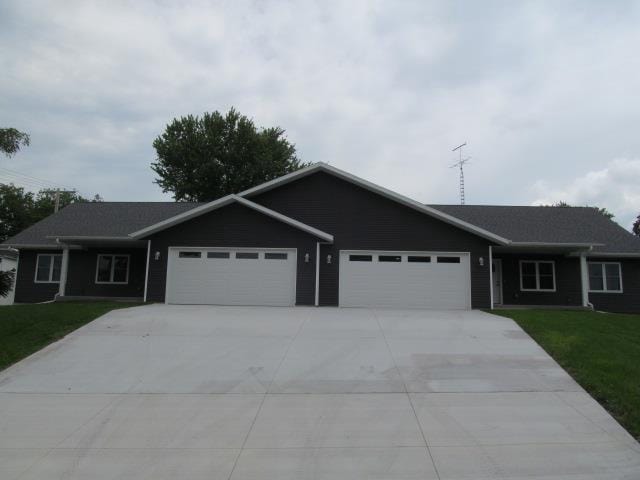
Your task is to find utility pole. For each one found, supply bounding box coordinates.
[41,189,76,213]
[450,143,471,205]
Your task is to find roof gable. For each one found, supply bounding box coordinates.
[238,163,510,245]
[129,195,333,242]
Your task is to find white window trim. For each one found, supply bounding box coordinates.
[34,254,63,284]
[95,254,130,285]
[588,261,623,293]
[519,260,556,292]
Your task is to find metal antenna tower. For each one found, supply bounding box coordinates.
[450,142,471,205]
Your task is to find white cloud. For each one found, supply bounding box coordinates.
[0,0,639,226]
[531,158,640,229]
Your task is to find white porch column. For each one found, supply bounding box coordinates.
[143,240,151,303]
[58,247,70,297]
[314,242,320,306]
[580,252,590,307]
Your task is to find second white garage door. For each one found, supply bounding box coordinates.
[166,248,297,306]
[339,250,471,309]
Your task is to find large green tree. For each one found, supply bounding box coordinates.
[0,184,101,241]
[152,108,307,201]
[0,128,30,157]
[633,214,640,236]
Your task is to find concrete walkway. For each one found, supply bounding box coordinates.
[0,305,638,479]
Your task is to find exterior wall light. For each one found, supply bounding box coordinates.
[327,254,332,264]
[304,253,310,263]
[154,251,161,260]
[479,256,484,266]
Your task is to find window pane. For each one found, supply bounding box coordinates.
[538,262,553,276]
[236,252,259,259]
[36,255,51,282]
[179,251,201,258]
[605,264,621,291]
[521,262,536,275]
[379,255,401,262]
[265,253,287,260]
[51,255,62,282]
[113,256,128,282]
[207,252,230,259]
[539,275,554,290]
[349,255,372,262]
[408,256,430,263]
[588,263,604,291]
[97,256,112,282]
[437,256,460,263]
[521,275,537,290]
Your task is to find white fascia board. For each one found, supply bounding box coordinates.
[238,162,511,245]
[129,195,237,238]
[3,244,83,250]
[233,196,333,242]
[510,242,604,248]
[45,236,136,241]
[584,252,640,258]
[129,194,333,242]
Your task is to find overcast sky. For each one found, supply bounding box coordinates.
[1,1,639,229]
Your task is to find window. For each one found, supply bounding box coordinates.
[379,255,401,262]
[179,251,201,258]
[349,255,372,262]
[408,256,431,263]
[519,260,555,291]
[588,262,622,293]
[437,256,460,264]
[35,254,62,283]
[95,255,130,284]
[265,253,288,260]
[236,252,259,259]
[207,252,230,259]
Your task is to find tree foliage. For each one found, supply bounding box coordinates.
[152,108,307,201]
[633,214,640,236]
[0,270,15,298]
[0,128,30,157]
[0,184,102,241]
[549,201,615,220]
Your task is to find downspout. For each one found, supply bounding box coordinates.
[143,239,151,303]
[315,242,320,306]
[579,248,594,310]
[488,245,494,310]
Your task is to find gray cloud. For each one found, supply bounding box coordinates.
[1,0,639,229]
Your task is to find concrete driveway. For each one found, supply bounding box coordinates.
[1,305,639,479]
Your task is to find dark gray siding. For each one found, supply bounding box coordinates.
[145,203,319,304]
[250,172,494,308]
[14,250,61,303]
[493,254,582,306]
[589,258,640,313]
[65,248,146,298]
[14,247,146,303]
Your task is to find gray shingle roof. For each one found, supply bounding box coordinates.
[3,202,201,246]
[3,201,639,255]
[430,205,640,254]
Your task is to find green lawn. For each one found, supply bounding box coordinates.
[492,309,640,441]
[0,302,140,371]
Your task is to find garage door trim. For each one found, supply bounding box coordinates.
[165,246,298,305]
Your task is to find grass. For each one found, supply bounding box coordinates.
[0,302,140,371]
[491,309,640,441]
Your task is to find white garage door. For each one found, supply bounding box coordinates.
[339,251,471,309]
[166,248,297,306]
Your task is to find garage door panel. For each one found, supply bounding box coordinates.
[339,251,470,309]
[167,249,296,306]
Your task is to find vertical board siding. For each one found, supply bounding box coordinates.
[250,171,494,308]
[146,203,318,305]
